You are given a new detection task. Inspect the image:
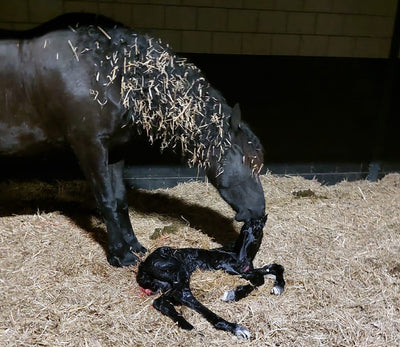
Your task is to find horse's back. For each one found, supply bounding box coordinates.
[0,19,126,156]
[0,13,123,40]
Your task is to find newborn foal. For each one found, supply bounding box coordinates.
[136,215,285,338]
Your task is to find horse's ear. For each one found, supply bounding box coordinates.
[231,103,241,131]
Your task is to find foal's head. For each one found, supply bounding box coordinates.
[234,214,268,272]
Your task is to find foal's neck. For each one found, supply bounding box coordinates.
[233,221,264,263]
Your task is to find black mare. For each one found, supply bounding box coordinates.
[137,215,285,338]
[0,14,265,266]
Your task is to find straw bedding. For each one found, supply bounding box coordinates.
[0,173,399,346]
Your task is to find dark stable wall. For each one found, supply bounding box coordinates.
[0,54,399,180]
[184,54,398,164]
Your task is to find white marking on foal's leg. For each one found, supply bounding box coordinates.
[265,273,284,295]
[234,325,251,339]
[221,290,235,302]
[271,285,284,295]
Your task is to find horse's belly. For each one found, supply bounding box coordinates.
[0,120,64,155]
[0,88,64,156]
[0,42,63,155]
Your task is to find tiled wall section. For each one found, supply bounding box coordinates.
[0,0,397,58]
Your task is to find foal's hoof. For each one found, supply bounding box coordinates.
[271,285,284,295]
[234,325,251,339]
[221,290,235,302]
[108,251,140,267]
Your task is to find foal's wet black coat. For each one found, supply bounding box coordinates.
[137,216,285,338]
[0,14,266,267]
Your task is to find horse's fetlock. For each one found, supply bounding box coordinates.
[109,241,124,252]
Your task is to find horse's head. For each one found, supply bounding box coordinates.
[206,104,265,222]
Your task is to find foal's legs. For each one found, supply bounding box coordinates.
[168,287,251,339]
[221,264,285,302]
[153,294,194,331]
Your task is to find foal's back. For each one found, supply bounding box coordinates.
[137,246,239,294]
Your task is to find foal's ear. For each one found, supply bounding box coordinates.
[230,103,242,131]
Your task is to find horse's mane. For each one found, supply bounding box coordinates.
[75,25,232,169]
[236,123,264,175]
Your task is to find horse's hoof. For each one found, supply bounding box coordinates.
[234,325,251,339]
[131,244,147,255]
[107,251,140,267]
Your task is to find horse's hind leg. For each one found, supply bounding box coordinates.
[153,294,194,330]
[109,160,146,255]
[171,287,251,339]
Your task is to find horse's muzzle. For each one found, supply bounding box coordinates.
[235,206,265,222]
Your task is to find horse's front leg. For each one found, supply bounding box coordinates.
[71,140,143,266]
[109,160,147,255]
